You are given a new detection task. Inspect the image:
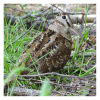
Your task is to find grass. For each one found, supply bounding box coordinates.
[4,4,96,96]
[39,79,52,96]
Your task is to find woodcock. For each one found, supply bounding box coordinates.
[15,13,82,74]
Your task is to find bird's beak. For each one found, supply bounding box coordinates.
[69,26,83,38]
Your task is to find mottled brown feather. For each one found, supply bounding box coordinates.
[15,14,72,74]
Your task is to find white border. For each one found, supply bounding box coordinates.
[1,0,99,100]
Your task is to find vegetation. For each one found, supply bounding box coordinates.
[4,4,96,96]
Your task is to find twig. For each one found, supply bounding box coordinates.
[17,74,96,85]
[18,77,95,91]
[20,4,24,10]
[5,72,95,85]
[9,87,41,96]
[86,55,96,65]
[51,4,85,15]
[87,4,92,14]
[7,78,95,96]
[88,20,96,35]
[34,80,76,88]
[19,72,95,83]
[4,6,53,51]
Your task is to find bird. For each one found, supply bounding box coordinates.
[5,13,84,88]
[14,13,82,74]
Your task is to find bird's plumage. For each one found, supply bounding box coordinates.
[15,14,73,74]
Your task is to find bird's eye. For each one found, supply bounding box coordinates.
[62,15,66,19]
